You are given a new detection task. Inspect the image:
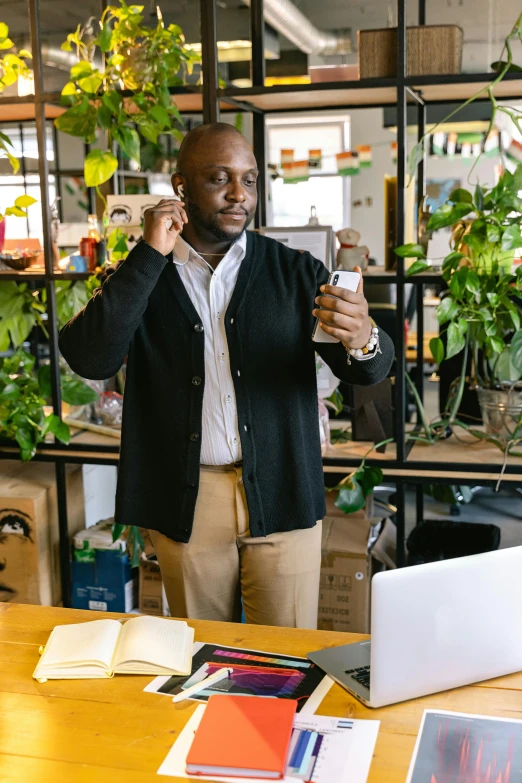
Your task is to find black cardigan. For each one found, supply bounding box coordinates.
[59,232,394,542]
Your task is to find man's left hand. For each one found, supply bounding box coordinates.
[312,266,372,350]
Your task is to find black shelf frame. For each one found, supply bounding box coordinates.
[1,0,521,604]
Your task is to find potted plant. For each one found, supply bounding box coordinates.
[55,2,199,189]
[396,165,522,448]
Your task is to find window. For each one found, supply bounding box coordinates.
[266,114,350,231]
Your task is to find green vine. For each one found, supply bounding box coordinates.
[55,1,199,187]
[0,24,37,224]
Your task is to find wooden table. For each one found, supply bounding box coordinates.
[2,604,522,782]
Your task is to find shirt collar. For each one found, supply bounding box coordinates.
[172,232,247,267]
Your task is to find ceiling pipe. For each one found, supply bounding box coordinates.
[240,0,351,56]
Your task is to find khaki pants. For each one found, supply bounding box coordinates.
[150,465,321,628]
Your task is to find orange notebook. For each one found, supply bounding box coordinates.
[186,695,298,779]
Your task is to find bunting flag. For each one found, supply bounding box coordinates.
[336,151,360,176]
[506,138,522,165]
[356,144,372,168]
[457,133,483,160]
[484,129,500,157]
[432,132,446,157]
[280,149,294,166]
[447,132,458,157]
[282,160,309,183]
[391,142,397,164]
[308,149,322,169]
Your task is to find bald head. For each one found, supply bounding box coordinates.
[172,122,258,245]
[176,123,252,175]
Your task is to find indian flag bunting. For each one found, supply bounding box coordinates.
[356,145,372,168]
[432,132,445,157]
[391,142,397,164]
[280,149,294,166]
[336,151,359,176]
[308,149,322,169]
[484,129,499,157]
[282,160,309,183]
[506,138,522,165]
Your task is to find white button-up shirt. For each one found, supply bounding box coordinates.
[172,233,246,465]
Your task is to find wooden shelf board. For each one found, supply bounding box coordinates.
[227,85,397,111]
[416,78,522,103]
[0,103,64,121]
[408,430,522,468]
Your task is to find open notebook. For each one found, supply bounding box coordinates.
[33,616,194,681]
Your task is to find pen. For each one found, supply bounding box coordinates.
[172,667,232,704]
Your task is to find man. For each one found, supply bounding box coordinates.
[60,123,393,629]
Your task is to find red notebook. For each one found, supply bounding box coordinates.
[186,695,298,779]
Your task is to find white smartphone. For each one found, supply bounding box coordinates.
[312,269,361,344]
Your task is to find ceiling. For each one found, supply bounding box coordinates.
[1,0,521,92]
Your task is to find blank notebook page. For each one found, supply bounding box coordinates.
[113,616,190,670]
[40,619,122,669]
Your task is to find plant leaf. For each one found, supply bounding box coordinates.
[61,376,98,405]
[77,73,103,94]
[406,260,430,277]
[70,60,93,81]
[449,188,473,204]
[474,183,484,212]
[98,22,113,52]
[334,482,365,514]
[14,194,37,208]
[501,224,522,252]
[407,139,424,181]
[510,330,522,374]
[447,322,466,359]
[150,104,170,129]
[437,295,458,325]
[54,101,98,143]
[427,202,474,231]
[2,383,21,400]
[112,523,125,543]
[84,149,118,187]
[489,336,504,354]
[394,243,426,259]
[114,126,141,165]
[442,251,465,274]
[37,364,52,398]
[102,90,122,115]
[430,336,445,365]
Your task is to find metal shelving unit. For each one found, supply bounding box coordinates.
[1,0,521,604]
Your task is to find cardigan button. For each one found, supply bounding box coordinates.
[186,483,196,490]
[192,376,202,386]
[190,432,200,442]
[194,323,204,333]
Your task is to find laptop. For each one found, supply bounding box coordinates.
[308,545,522,708]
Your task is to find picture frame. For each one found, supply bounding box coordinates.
[258,225,334,270]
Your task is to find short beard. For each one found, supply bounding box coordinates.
[187,201,248,243]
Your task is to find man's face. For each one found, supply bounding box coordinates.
[174,132,258,243]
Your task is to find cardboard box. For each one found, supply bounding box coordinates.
[0,461,85,606]
[0,479,51,604]
[139,558,169,616]
[72,549,137,613]
[318,493,374,634]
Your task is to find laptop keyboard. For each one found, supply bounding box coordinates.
[345,665,371,689]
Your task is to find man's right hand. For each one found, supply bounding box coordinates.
[142,199,188,257]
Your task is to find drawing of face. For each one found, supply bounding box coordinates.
[109,206,132,225]
[0,508,34,602]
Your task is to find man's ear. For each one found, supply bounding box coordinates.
[171,173,185,200]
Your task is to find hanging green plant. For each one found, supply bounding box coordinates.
[0,24,37,224]
[55,2,199,188]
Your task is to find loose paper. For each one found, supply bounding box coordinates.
[157,704,380,783]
